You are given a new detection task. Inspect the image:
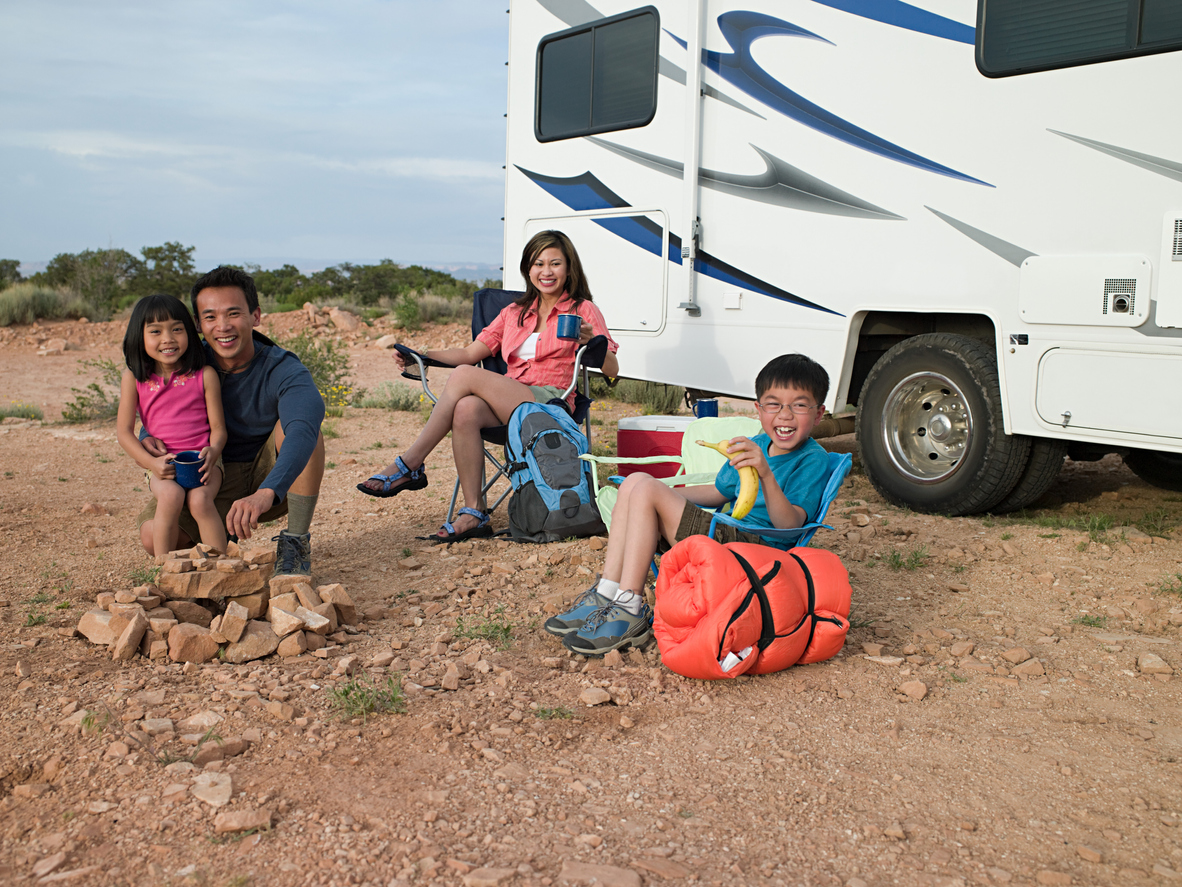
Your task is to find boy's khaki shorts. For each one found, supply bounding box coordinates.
[136,431,289,545]
[656,502,766,553]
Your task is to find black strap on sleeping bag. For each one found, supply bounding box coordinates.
[726,551,781,654]
[788,551,820,657]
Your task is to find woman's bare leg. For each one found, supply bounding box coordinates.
[362,366,535,493]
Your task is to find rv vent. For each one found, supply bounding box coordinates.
[1174,219,1182,260]
[1103,278,1136,315]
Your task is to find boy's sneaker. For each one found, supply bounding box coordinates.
[273,531,311,577]
[543,586,613,636]
[562,603,653,657]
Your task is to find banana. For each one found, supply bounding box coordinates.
[696,439,758,520]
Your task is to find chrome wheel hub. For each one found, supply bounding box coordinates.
[881,372,972,483]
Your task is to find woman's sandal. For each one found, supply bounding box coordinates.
[424,507,493,544]
[356,456,428,498]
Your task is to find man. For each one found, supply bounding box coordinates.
[137,266,326,576]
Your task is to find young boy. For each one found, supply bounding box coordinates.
[546,353,831,656]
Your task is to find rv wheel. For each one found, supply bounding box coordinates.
[856,333,1029,516]
[1123,448,1182,492]
[990,437,1068,513]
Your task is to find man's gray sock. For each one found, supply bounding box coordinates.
[286,493,318,536]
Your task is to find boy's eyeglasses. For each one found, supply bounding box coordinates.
[756,401,817,416]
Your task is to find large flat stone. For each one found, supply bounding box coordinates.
[158,564,271,600]
[77,610,116,645]
[224,620,280,663]
[168,623,219,664]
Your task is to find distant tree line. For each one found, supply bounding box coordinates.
[0,244,491,316]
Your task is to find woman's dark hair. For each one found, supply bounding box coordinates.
[514,230,592,326]
[190,265,259,316]
[123,294,205,382]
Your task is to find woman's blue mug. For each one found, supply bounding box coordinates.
[693,399,719,418]
[171,451,204,489]
[556,314,582,341]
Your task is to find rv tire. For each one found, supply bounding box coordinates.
[1123,448,1182,492]
[990,437,1068,513]
[856,333,1029,516]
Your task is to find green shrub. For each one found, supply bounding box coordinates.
[62,358,122,423]
[0,401,43,420]
[417,293,472,325]
[279,333,353,405]
[393,294,422,331]
[615,379,685,415]
[0,283,98,325]
[354,381,422,411]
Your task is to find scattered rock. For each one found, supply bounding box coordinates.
[899,681,928,700]
[1138,652,1173,675]
[579,687,613,706]
[190,771,234,807]
[558,861,641,887]
[213,808,273,834]
[224,620,281,664]
[462,868,517,887]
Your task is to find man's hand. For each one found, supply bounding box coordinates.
[225,488,277,540]
[142,435,169,457]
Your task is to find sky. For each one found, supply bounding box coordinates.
[0,1,512,274]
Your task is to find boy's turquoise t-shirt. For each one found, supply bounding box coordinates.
[714,435,829,538]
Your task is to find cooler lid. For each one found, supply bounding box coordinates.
[618,415,695,433]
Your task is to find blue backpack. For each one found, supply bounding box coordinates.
[504,402,606,543]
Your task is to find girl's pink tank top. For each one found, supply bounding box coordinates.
[135,370,211,452]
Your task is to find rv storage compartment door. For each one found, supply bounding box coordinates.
[1035,348,1182,439]
[524,211,667,333]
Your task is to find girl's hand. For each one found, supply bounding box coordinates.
[725,437,769,477]
[150,453,177,480]
[198,446,218,483]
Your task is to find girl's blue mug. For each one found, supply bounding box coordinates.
[556,314,582,341]
[693,399,719,418]
[172,451,204,489]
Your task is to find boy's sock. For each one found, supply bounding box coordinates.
[286,493,318,536]
[596,578,620,599]
[610,589,644,616]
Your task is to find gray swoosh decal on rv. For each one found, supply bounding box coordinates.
[925,207,1035,267]
[1049,130,1182,185]
[538,0,763,117]
[591,137,903,220]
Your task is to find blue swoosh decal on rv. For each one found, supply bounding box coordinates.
[516,166,842,316]
[668,12,988,185]
[806,0,974,44]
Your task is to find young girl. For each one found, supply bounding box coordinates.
[116,294,228,556]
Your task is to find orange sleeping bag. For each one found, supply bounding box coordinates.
[653,536,851,680]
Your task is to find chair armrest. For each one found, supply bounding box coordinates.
[707,510,832,545]
[393,344,458,404]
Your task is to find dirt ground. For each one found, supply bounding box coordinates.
[0,315,1180,887]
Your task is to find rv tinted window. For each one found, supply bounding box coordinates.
[536,7,658,142]
[978,0,1182,76]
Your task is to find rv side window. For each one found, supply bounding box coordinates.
[977,0,1182,76]
[536,7,658,142]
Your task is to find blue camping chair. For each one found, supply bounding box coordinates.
[705,451,853,549]
[395,287,607,523]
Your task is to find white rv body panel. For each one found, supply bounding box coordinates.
[504,0,1182,465]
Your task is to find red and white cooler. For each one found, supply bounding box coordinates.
[616,415,695,479]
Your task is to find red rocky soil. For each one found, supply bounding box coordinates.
[0,313,1180,887]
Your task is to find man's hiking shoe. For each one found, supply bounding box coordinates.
[562,602,653,657]
[273,530,312,577]
[543,586,613,637]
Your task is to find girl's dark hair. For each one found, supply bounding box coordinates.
[123,294,205,382]
[514,230,592,326]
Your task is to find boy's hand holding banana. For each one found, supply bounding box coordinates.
[696,437,767,520]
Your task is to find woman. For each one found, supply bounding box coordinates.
[358,230,620,542]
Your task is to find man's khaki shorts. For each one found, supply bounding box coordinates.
[137,431,288,545]
[656,502,766,553]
